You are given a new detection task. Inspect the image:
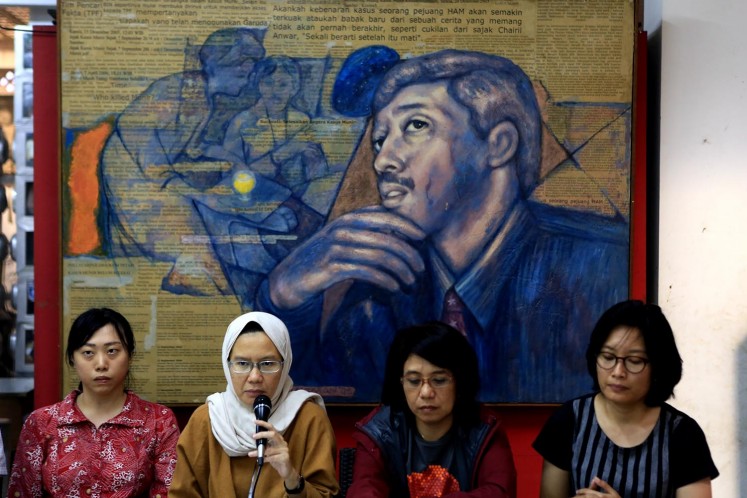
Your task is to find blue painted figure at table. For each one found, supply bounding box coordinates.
[100,28,267,296]
[223,55,330,198]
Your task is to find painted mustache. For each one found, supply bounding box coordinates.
[377,172,415,190]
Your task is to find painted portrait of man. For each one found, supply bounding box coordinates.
[256,48,629,402]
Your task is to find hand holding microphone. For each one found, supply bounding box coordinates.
[253,394,271,466]
[252,394,298,487]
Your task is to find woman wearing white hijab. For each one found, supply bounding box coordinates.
[170,312,339,497]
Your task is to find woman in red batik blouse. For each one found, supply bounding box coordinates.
[8,308,179,497]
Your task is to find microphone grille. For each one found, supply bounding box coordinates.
[253,394,272,421]
[253,394,271,408]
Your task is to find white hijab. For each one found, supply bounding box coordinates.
[207,311,324,457]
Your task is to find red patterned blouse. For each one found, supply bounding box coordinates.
[8,390,179,498]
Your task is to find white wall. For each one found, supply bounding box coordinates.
[659,0,747,495]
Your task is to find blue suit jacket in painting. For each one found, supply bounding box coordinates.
[257,200,629,403]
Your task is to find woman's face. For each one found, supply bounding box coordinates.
[402,354,456,437]
[596,326,652,406]
[72,324,130,396]
[259,68,296,108]
[229,332,283,407]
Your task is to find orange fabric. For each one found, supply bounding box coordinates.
[67,121,113,255]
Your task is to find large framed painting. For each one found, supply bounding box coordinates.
[60,0,640,404]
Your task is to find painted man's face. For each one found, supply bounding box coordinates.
[372,81,489,234]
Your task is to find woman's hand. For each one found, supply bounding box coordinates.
[249,419,299,486]
[575,477,621,497]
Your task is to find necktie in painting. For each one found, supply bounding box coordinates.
[440,287,468,337]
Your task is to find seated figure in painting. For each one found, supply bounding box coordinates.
[189,55,334,308]
[223,55,330,197]
[99,27,266,296]
[98,32,336,308]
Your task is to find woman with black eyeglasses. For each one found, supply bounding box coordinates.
[170,312,339,497]
[533,300,719,497]
[347,321,516,497]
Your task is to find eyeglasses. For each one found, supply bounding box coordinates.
[400,375,454,391]
[228,360,283,375]
[596,352,649,374]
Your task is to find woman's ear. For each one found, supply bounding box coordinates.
[487,120,519,168]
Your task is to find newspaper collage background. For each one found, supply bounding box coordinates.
[59,0,635,404]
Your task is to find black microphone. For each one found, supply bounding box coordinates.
[253,395,271,465]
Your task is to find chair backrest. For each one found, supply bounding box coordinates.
[338,447,356,498]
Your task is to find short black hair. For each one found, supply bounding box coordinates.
[381,321,481,427]
[66,308,135,391]
[241,320,264,335]
[585,300,683,406]
[227,320,265,362]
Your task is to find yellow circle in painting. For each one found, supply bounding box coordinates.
[233,170,256,195]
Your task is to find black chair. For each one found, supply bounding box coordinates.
[338,447,356,497]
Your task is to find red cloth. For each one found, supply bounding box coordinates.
[8,390,179,498]
[408,464,461,497]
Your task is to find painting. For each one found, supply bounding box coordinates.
[60,0,636,403]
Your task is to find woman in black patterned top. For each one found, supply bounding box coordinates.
[533,300,718,497]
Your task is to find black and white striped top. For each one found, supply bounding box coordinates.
[533,393,719,497]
